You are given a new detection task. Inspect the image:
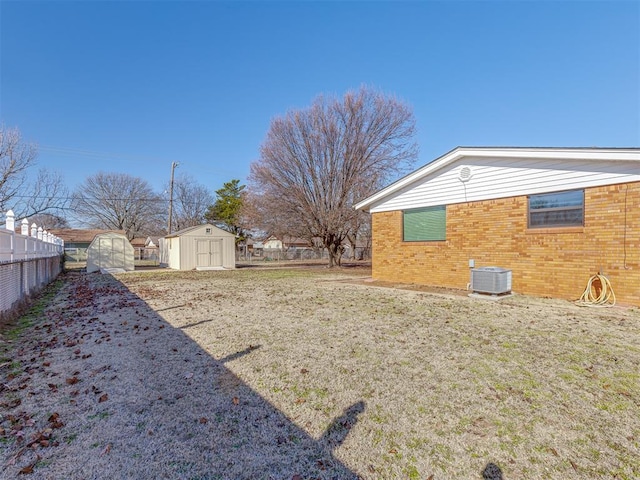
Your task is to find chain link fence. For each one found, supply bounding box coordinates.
[238,246,371,263]
[134,247,160,267]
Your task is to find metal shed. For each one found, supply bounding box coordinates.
[160,224,236,270]
[86,232,135,273]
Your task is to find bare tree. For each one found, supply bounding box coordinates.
[20,169,70,218]
[0,125,69,218]
[27,212,70,230]
[72,172,165,240]
[249,86,417,267]
[168,174,214,232]
[242,190,301,241]
[0,126,37,210]
[345,211,371,260]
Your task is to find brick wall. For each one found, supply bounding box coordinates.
[371,181,640,306]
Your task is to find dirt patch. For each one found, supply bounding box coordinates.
[347,277,472,298]
[1,267,639,479]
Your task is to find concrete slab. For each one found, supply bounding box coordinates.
[468,292,515,301]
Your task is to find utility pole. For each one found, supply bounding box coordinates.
[168,161,179,234]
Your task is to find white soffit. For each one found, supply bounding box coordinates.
[353,147,640,212]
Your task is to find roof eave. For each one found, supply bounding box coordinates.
[354,146,640,212]
[354,146,464,211]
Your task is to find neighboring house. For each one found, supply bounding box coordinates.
[130,236,160,261]
[131,236,160,248]
[263,236,283,250]
[49,229,126,262]
[261,235,321,260]
[262,235,315,250]
[261,234,368,260]
[86,232,135,273]
[145,236,159,248]
[160,224,236,270]
[283,236,315,249]
[130,237,146,249]
[354,147,640,306]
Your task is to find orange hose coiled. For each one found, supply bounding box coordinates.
[575,273,616,307]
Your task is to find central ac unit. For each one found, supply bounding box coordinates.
[471,267,512,295]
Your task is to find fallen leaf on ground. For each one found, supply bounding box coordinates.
[232,397,239,405]
[48,413,64,429]
[98,393,108,403]
[18,464,34,475]
[6,398,22,408]
[18,455,40,475]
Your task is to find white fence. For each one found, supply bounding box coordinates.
[1,210,64,319]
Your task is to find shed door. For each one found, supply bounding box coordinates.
[196,239,223,267]
[99,236,125,268]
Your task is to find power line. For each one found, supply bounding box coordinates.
[5,194,172,203]
[39,145,249,180]
[39,145,172,163]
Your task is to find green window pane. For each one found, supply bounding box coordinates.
[403,206,446,241]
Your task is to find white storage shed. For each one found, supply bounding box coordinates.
[86,232,135,273]
[160,224,236,270]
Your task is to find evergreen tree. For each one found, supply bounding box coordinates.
[205,179,247,243]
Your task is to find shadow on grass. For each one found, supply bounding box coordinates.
[1,271,363,479]
[218,344,262,364]
[320,401,366,449]
[482,462,504,479]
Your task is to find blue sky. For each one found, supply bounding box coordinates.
[1,0,638,197]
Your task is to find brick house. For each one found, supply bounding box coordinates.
[354,147,640,306]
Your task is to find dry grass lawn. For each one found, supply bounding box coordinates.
[1,266,639,479]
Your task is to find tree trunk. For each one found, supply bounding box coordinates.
[326,239,343,268]
[346,233,357,260]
